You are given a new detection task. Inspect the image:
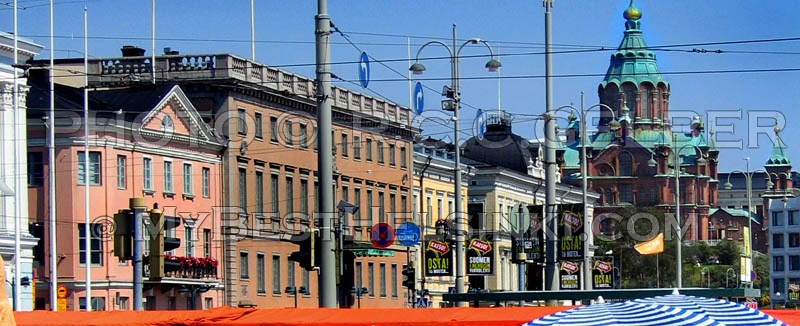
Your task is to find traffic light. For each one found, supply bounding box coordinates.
[288,229,319,271]
[113,209,133,260]
[402,266,415,289]
[148,206,182,278]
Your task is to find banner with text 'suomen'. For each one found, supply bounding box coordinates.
[466,238,493,275]
[425,239,453,276]
[557,203,584,261]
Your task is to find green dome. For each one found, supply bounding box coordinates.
[766,126,791,167]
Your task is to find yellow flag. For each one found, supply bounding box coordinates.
[635,233,664,255]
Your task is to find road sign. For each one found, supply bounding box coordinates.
[396,222,420,247]
[57,298,67,312]
[56,284,68,299]
[752,270,757,282]
[416,297,428,308]
[370,223,395,249]
[359,52,370,88]
[413,82,424,114]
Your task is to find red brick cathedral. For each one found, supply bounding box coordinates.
[561,0,718,241]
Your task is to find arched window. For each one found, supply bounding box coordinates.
[160,114,174,132]
[655,89,662,119]
[623,85,637,112]
[619,152,633,176]
[641,87,650,119]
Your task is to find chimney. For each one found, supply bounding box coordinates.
[163,47,179,56]
[120,45,146,57]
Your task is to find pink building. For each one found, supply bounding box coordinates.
[25,83,225,310]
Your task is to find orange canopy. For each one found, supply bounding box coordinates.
[13,307,799,326]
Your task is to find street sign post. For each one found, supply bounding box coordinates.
[359,52,370,88]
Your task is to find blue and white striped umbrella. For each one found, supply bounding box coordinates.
[632,294,786,326]
[525,301,723,326]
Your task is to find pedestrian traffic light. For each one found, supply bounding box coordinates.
[148,205,182,278]
[113,209,133,260]
[402,266,415,289]
[288,228,319,271]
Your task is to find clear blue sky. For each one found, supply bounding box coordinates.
[4,0,799,173]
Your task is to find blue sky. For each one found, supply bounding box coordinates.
[4,0,799,173]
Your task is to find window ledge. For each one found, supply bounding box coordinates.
[163,191,176,198]
[272,293,282,297]
[143,189,155,195]
[183,193,196,200]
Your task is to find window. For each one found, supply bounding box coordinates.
[791,256,800,271]
[240,252,249,279]
[775,234,785,249]
[286,176,294,214]
[367,190,374,225]
[354,188,362,225]
[167,297,176,310]
[237,108,247,136]
[79,223,103,265]
[379,263,387,297]
[78,151,102,185]
[145,296,155,310]
[27,152,43,186]
[426,196,433,226]
[377,141,385,164]
[774,212,785,227]
[257,254,266,294]
[401,195,408,216]
[300,179,309,215]
[378,191,385,223]
[118,297,129,310]
[202,168,210,198]
[271,174,280,230]
[353,135,361,159]
[183,163,193,195]
[185,225,194,257]
[389,144,396,166]
[284,120,294,146]
[238,168,247,212]
[775,278,785,295]
[366,138,373,162]
[368,262,375,296]
[163,161,174,193]
[79,297,105,311]
[791,233,800,248]
[314,181,319,214]
[255,171,264,213]
[270,116,278,142]
[623,86,636,112]
[619,153,632,176]
[791,211,799,225]
[204,298,213,309]
[356,261,363,289]
[620,184,633,203]
[389,193,396,220]
[254,112,263,139]
[203,229,211,257]
[774,256,785,272]
[641,88,650,119]
[272,255,281,294]
[117,155,126,189]
[160,114,174,132]
[437,197,443,221]
[341,134,349,157]
[299,124,308,149]
[400,146,407,168]
[143,157,153,191]
[302,269,309,294]
[391,264,398,298]
[287,258,296,287]
[331,130,336,156]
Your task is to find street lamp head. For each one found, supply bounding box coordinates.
[409,62,426,75]
[724,182,733,190]
[485,58,502,72]
[766,178,775,189]
[648,156,657,168]
[608,119,621,131]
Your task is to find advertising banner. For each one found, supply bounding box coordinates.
[592,259,614,289]
[514,205,544,262]
[425,240,453,276]
[559,261,581,290]
[790,283,800,301]
[558,204,585,260]
[466,238,493,275]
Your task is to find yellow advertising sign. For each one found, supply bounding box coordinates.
[634,233,664,255]
[56,298,67,312]
[743,226,751,256]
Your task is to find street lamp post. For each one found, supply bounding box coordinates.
[410,24,501,303]
[724,158,775,289]
[673,142,709,288]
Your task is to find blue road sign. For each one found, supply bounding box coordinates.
[416,297,428,308]
[395,222,420,247]
[413,82,424,114]
[359,52,370,88]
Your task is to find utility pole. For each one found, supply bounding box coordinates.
[250,0,255,61]
[543,0,559,293]
[451,24,466,305]
[315,0,336,308]
[12,0,21,311]
[580,93,592,291]
[47,0,58,311]
[131,198,146,310]
[83,6,92,311]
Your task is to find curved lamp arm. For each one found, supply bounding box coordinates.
[412,40,453,63]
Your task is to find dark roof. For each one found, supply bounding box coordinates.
[26,81,177,122]
[461,121,539,175]
[718,171,800,190]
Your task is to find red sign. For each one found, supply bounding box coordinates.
[468,239,492,255]
[427,240,450,255]
[370,223,395,249]
[594,260,612,273]
[562,212,581,230]
[561,261,579,274]
[744,301,758,310]
[56,285,68,299]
